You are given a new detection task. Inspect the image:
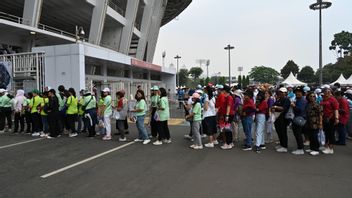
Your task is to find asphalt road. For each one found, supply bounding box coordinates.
[0,123,351,198]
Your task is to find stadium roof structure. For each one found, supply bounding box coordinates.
[161,0,192,26]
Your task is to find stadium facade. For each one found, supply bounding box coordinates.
[0,0,191,98]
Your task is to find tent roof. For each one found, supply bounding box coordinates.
[344,74,352,86]
[330,74,347,85]
[281,72,307,86]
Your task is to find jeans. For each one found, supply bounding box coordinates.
[242,116,253,146]
[41,115,49,133]
[255,114,266,146]
[192,121,202,146]
[308,128,319,151]
[136,115,149,140]
[77,115,87,132]
[336,123,346,145]
[266,117,274,141]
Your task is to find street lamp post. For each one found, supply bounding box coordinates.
[310,0,332,86]
[174,55,181,88]
[75,25,85,43]
[206,60,210,81]
[224,44,234,85]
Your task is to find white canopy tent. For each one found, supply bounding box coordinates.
[344,75,352,86]
[330,74,347,86]
[281,72,307,86]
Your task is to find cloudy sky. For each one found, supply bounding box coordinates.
[153,0,352,78]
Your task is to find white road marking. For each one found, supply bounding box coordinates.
[0,138,43,149]
[41,141,136,178]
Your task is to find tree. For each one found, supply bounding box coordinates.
[249,66,280,84]
[246,76,250,86]
[178,68,189,86]
[316,55,352,84]
[188,67,203,80]
[281,60,299,79]
[237,75,242,88]
[329,31,352,58]
[218,76,226,85]
[297,66,316,84]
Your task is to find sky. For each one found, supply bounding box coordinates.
[153,0,352,78]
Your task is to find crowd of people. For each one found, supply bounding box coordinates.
[1,82,352,156]
[178,83,352,155]
[0,85,171,146]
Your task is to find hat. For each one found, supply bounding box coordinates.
[287,84,294,88]
[192,93,200,99]
[196,84,202,89]
[345,89,352,95]
[279,87,288,93]
[294,86,304,93]
[32,89,40,94]
[321,84,330,89]
[234,90,243,97]
[303,86,311,92]
[195,89,203,94]
[223,85,231,93]
[83,89,91,95]
[151,85,159,91]
[215,84,224,89]
[119,89,126,94]
[102,88,110,93]
[0,88,6,93]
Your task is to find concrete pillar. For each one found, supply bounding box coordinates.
[88,0,108,45]
[118,0,140,54]
[23,0,43,27]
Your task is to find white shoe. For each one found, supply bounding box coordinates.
[303,141,310,146]
[213,140,219,145]
[40,133,47,138]
[322,148,334,154]
[0,130,4,134]
[305,149,312,153]
[32,132,40,137]
[69,133,78,137]
[190,144,196,148]
[46,135,55,139]
[164,139,172,144]
[153,140,163,145]
[221,144,233,150]
[276,147,288,153]
[134,138,143,142]
[184,134,192,139]
[143,139,151,144]
[292,149,304,155]
[119,137,127,142]
[201,134,207,138]
[193,145,203,150]
[204,143,214,148]
[275,145,282,150]
[310,151,320,156]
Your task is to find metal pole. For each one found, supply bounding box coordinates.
[228,48,231,85]
[174,55,181,88]
[319,6,323,85]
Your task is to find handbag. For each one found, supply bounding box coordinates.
[318,129,325,146]
[112,110,120,120]
[285,107,295,120]
[153,111,160,121]
[293,116,306,127]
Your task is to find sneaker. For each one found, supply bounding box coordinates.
[164,139,172,144]
[255,146,261,153]
[193,145,203,150]
[0,130,5,134]
[190,144,196,148]
[46,136,55,139]
[102,136,112,140]
[134,138,143,142]
[275,145,282,150]
[292,149,304,155]
[230,143,235,147]
[40,133,47,138]
[260,145,266,150]
[143,139,151,144]
[319,146,325,151]
[184,134,192,139]
[204,143,214,148]
[242,145,252,151]
[322,148,334,154]
[69,133,78,138]
[310,151,320,156]
[119,137,127,142]
[213,140,219,145]
[276,147,288,153]
[303,141,310,146]
[201,134,207,138]
[32,132,40,137]
[153,140,163,145]
[221,144,233,150]
[305,149,312,153]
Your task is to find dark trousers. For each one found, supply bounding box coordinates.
[323,119,335,146]
[116,120,126,138]
[58,110,66,133]
[308,128,319,151]
[66,114,77,133]
[31,112,41,133]
[224,128,233,145]
[124,119,128,132]
[336,123,346,145]
[48,113,60,137]
[24,111,32,132]
[84,109,97,137]
[0,107,12,131]
[292,123,304,149]
[14,112,25,132]
[274,116,290,148]
[150,108,158,137]
[157,120,170,141]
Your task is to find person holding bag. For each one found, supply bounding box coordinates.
[115,90,128,141]
[83,90,97,137]
[291,87,307,155]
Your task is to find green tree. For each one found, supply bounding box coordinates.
[281,60,299,79]
[316,55,352,84]
[297,66,316,84]
[218,76,226,85]
[237,75,242,88]
[178,68,189,86]
[188,67,203,80]
[249,66,280,84]
[330,31,352,57]
[246,75,250,86]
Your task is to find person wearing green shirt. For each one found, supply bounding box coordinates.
[83,90,97,137]
[77,90,87,133]
[29,89,42,137]
[57,85,67,134]
[40,92,49,137]
[153,87,171,146]
[149,85,160,138]
[23,93,32,133]
[131,89,150,144]
[186,93,203,149]
[0,89,14,133]
[101,88,112,140]
[66,88,78,137]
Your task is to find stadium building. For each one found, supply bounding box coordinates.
[0,0,191,98]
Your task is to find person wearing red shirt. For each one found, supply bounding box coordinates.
[241,90,256,151]
[335,91,349,145]
[254,90,268,153]
[320,88,339,154]
[220,85,235,149]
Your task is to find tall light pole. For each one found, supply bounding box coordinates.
[224,44,234,85]
[174,55,181,88]
[206,60,210,81]
[310,0,332,86]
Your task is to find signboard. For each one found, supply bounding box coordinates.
[131,59,161,72]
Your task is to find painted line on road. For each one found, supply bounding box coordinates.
[40,141,136,179]
[0,138,43,150]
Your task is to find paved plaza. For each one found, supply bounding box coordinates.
[0,122,351,198]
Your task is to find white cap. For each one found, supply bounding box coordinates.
[315,88,322,94]
[287,84,293,88]
[321,84,330,89]
[195,89,203,94]
[279,87,288,93]
[0,88,6,93]
[345,89,352,95]
[102,88,110,93]
[234,90,243,97]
